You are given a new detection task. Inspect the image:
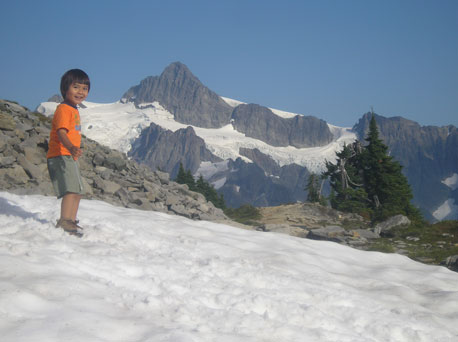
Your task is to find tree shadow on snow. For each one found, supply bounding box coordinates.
[0,197,48,224]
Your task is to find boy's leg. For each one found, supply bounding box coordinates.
[61,192,81,221]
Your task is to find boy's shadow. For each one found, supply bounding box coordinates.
[0,197,48,224]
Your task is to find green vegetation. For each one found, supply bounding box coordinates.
[224,204,261,226]
[175,163,226,210]
[323,113,422,224]
[305,173,327,206]
[368,220,458,264]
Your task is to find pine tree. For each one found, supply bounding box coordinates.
[324,142,368,215]
[176,171,226,210]
[175,163,187,184]
[306,173,326,205]
[360,115,420,221]
[184,169,196,191]
[322,113,421,222]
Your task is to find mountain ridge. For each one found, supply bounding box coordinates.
[37,62,457,220]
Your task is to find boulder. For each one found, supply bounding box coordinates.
[0,111,16,131]
[307,225,346,242]
[441,255,458,272]
[373,215,411,236]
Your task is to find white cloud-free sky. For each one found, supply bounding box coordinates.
[1,0,457,127]
[1,191,458,341]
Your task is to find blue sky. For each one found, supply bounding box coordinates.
[1,0,457,127]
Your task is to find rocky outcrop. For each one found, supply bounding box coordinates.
[0,99,227,222]
[239,147,281,176]
[128,123,222,179]
[373,215,411,236]
[231,104,334,148]
[215,157,310,208]
[121,62,234,128]
[353,113,458,221]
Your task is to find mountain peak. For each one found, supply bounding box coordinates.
[121,62,233,128]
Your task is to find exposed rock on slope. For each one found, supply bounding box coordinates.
[129,123,222,178]
[121,62,233,128]
[231,103,334,148]
[0,99,226,222]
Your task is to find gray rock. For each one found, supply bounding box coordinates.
[231,103,333,148]
[17,155,43,180]
[352,229,380,239]
[155,170,170,185]
[129,123,221,179]
[0,111,16,131]
[121,62,234,128]
[259,223,309,238]
[307,225,346,242]
[0,156,16,167]
[374,215,411,236]
[0,165,29,184]
[104,151,127,171]
[441,255,458,272]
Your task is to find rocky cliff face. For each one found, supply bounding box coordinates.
[122,62,334,148]
[232,104,334,148]
[353,113,458,220]
[216,158,309,208]
[121,62,234,128]
[0,99,227,222]
[128,123,222,178]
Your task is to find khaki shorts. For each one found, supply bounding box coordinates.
[47,155,85,199]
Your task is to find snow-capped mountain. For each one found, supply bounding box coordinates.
[37,62,458,219]
[37,98,356,208]
[36,100,356,173]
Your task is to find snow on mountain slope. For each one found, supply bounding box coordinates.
[1,191,457,342]
[37,99,356,173]
[433,173,458,220]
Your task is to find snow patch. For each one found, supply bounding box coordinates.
[442,173,458,191]
[433,198,458,221]
[37,99,357,173]
[1,191,458,341]
[211,177,227,190]
[221,96,299,119]
[196,160,230,179]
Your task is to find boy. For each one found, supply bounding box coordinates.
[47,69,90,236]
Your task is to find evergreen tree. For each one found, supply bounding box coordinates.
[175,170,226,210]
[184,169,196,191]
[175,163,187,184]
[322,114,421,222]
[305,173,322,203]
[360,115,420,221]
[323,142,368,215]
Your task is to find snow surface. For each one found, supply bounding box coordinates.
[1,191,458,342]
[433,199,458,221]
[37,100,356,173]
[432,174,458,221]
[442,173,458,191]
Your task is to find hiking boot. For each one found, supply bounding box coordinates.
[73,220,83,229]
[56,219,83,237]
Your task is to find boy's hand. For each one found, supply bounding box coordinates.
[57,128,82,160]
[69,145,82,159]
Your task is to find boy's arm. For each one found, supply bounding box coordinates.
[57,128,82,159]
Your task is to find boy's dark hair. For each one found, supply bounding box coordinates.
[60,69,90,98]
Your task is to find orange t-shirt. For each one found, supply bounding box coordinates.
[47,103,82,159]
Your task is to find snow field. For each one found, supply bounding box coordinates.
[1,192,458,341]
[36,100,357,173]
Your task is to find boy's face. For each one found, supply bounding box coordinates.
[65,82,89,107]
